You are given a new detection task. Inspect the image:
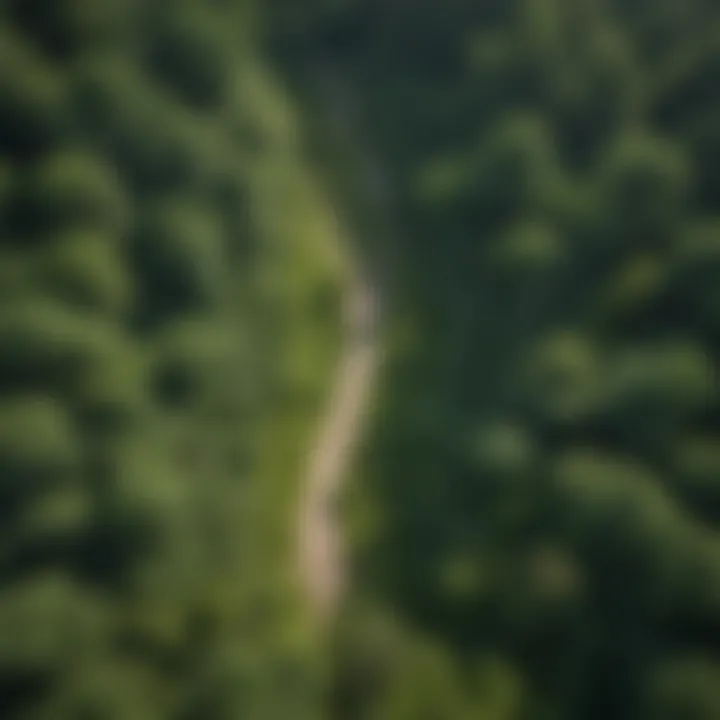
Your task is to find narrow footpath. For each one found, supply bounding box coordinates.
[297,70,388,622]
[298,275,380,619]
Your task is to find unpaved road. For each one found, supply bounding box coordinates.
[298,278,380,619]
[297,71,387,621]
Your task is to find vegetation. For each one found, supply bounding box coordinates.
[0,1,345,717]
[270,1,720,718]
[3,0,720,718]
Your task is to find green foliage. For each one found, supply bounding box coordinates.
[133,201,227,320]
[4,0,720,715]
[5,0,134,59]
[0,574,104,669]
[39,230,133,313]
[25,150,129,236]
[0,31,67,157]
[0,300,124,394]
[72,59,231,193]
[0,2,339,717]
[145,3,233,109]
[152,320,238,408]
[272,0,720,716]
[375,642,467,720]
[647,657,720,720]
[0,397,78,493]
[596,131,690,246]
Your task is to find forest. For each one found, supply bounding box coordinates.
[1,0,720,718]
[0,0,343,716]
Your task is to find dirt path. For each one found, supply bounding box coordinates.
[297,71,387,622]
[298,277,380,619]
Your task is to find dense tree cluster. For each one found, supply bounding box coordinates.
[4,0,720,716]
[272,1,720,718]
[0,1,339,717]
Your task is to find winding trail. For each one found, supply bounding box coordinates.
[298,276,380,619]
[297,71,387,622]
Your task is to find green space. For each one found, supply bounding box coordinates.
[0,2,345,717]
[2,0,720,718]
[270,1,720,719]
